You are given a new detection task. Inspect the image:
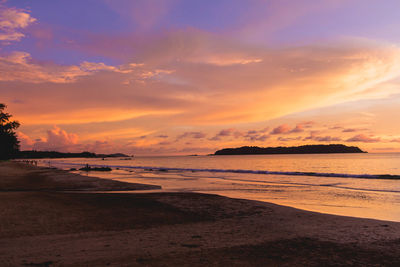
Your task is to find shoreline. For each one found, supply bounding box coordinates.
[45,159,400,223]
[1,161,400,266]
[40,159,400,180]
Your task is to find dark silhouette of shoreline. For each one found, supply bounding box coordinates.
[214,144,365,155]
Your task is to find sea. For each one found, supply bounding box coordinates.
[38,153,400,222]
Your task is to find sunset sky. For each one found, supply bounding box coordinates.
[1,0,400,155]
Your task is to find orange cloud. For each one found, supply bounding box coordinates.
[188,53,263,66]
[0,51,88,83]
[5,33,399,127]
[271,124,291,134]
[0,4,36,43]
[17,131,34,149]
[0,52,149,83]
[31,126,79,151]
[346,134,381,143]
[3,29,400,154]
[290,124,305,133]
[209,128,244,141]
[278,136,302,142]
[176,131,207,141]
[302,130,342,142]
[19,126,122,153]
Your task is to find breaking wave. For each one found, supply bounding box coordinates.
[53,162,400,180]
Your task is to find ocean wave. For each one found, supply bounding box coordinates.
[51,162,400,180]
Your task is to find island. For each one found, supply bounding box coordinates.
[214,144,365,155]
[15,150,131,159]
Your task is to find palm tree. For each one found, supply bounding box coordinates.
[0,104,20,160]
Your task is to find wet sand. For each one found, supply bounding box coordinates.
[1,161,400,266]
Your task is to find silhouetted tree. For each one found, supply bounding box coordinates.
[0,104,20,160]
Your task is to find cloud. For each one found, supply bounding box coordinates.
[79,61,135,73]
[303,131,341,142]
[243,128,271,142]
[3,27,400,154]
[277,121,314,135]
[17,131,34,149]
[83,140,114,153]
[299,121,315,128]
[342,128,367,133]
[18,126,123,153]
[271,124,291,134]
[176,131,207,141]
[0,4,36,43]
[0,52,87,83]
[278,136,302,142]
[342,128,356,132]
[158,141,172,146]
[314,136,342,142]
[3,33,400,128]
[189,54,263,66]
[209,126,272,142]
[290,124,305,133]
[346,134,380,143]
[246,134,269,142]
[32,126,79,151]
[0,52,150,83]
[217,128,236,137]
[209,128,244,141]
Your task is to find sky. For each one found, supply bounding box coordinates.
[1,0,400,155]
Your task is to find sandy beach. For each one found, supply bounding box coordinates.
[1,161,400,266]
